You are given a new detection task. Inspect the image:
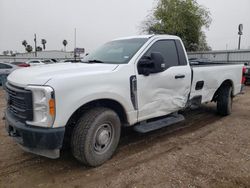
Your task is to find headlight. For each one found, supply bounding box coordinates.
[25,85,55,128]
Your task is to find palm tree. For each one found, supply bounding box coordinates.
[63,40,68,51]
[41,39,47,50]
[22,40,27,50]
[26,45,33,53]
[2,51,8,55]
[36,46,43,52]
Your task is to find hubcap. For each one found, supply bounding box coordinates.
[97,130,109,145]
[94,123,113,154]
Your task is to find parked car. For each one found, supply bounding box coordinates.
[60,59,83,63]
[41,59,57,64]
[26,60,45,66]
[10,61,30,67]
[0,62,18,85]
[244,62,250,84]
[4,35,244,167]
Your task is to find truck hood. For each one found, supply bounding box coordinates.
[8,63,119,87]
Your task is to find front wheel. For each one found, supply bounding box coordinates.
[71,107,121,167]
[217,86,233,116]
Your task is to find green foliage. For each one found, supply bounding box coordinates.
[63,40,68,47]
[26,45,33,53]
[142,0,212,51]
[41,39,47,50]
[2,51,9,55]
[22,40,27,47]
[63,40,68,51]
[36,46,43,52]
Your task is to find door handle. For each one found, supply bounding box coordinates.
[175,74,185,79]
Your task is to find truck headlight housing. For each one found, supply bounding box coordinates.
[25,85,55,128]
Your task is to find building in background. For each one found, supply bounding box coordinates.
[188,49,250,64]
[0,50,75,62]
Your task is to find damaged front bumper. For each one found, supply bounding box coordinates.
[4,109,65,159]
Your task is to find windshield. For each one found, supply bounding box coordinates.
[83,38,148,64]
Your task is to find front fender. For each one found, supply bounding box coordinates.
[53,91,135,128]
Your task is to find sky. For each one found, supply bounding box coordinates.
[0,0,250,54]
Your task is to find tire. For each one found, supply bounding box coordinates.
[217,86,233,116]
[71,107,121,167]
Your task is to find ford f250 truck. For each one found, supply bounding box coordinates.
[4,35,244,167]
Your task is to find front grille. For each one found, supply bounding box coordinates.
[5,82,33,123]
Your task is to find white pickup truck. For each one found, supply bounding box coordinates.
[4,35,244,167]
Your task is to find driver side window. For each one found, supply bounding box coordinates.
[145,40,179,67]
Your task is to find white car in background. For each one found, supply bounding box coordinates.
[26,59,57,66]
[41,59,57,64]
[26,60,45,66]
[59,59,83,63]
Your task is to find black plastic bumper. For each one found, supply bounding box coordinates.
[5,109,65,150]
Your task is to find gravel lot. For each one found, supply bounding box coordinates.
[0,87,250,188]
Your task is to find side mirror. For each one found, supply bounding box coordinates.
[138,52,166,76]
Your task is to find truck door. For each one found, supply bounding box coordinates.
[136,39,192,122]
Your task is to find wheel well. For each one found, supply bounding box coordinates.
[67,99,128,126]
[212,79,233,102]
[63,99,128,148]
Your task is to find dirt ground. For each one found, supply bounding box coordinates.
[0,87,250,188]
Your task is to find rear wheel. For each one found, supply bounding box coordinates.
[71,107,121,167]
[217,86,233,116]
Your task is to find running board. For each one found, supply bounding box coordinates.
[133,113,185,133]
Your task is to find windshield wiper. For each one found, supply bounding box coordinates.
[88,59,105,64]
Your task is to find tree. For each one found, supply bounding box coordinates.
[2,51,8,55]
[26,45,33,53]
[41,39,47,50]
[36,46,43,51]
[141,0,212,51]
[22,40,27,47]
[22,40,28,51]
[197,32,211,51]
[63,40,68,51]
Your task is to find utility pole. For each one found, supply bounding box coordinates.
[74,28,77,61]
[34,34,37,57]
[238,24,243,50]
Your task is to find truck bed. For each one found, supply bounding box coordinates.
[190,63,243,103]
